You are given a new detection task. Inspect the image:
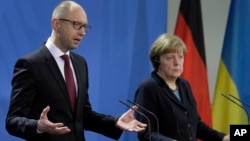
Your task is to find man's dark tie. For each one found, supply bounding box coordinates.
[61,54,76,111]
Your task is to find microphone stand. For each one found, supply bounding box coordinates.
[119,100,152,141]
[229,94,250,107]
[221,93,250,124]
[127,99,159,141]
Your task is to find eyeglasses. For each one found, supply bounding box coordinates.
[59,18,91,32]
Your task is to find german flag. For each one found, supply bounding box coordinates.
[174,0,212,126]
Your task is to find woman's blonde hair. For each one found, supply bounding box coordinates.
[149,33,186,70]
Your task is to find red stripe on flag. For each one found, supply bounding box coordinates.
[175,12,212,126]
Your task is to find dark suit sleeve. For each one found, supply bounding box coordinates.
[152,132,176,141]
[6,58,39,139]
[134,81,177,141]
[183,80,226,141]
[83,109,122,139]
[80,90,122,139]
[197,121,225,141]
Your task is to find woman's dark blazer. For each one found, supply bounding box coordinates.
[6,45,122,141]
[134,71,225,141]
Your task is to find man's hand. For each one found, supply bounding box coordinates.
[116,105,147,132]
[37,106,71,134]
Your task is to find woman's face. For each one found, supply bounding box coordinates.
[157,52,184,80]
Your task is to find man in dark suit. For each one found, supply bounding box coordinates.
[5,1,146,141]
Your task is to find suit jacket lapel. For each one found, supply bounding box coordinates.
[69,53,86,114]
[40,46,74,113]
[162,86,186,109]
[152,72,187,109]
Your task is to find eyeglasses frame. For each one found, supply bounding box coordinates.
[59,18,91,32]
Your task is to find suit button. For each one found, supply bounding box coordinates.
[184,111,188,115]
[189,137,193,140]
[187,123,191,128]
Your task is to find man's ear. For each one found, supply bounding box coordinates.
[52,18,60,31]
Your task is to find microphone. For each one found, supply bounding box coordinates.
[119,100,152,141]
[221,93,250,124]
[229,94,250,107]
[126,99,159,141]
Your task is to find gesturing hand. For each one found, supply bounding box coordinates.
[116,105,147,132]
[37,106,71,134]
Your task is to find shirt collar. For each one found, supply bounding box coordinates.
[45,38,70,58]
